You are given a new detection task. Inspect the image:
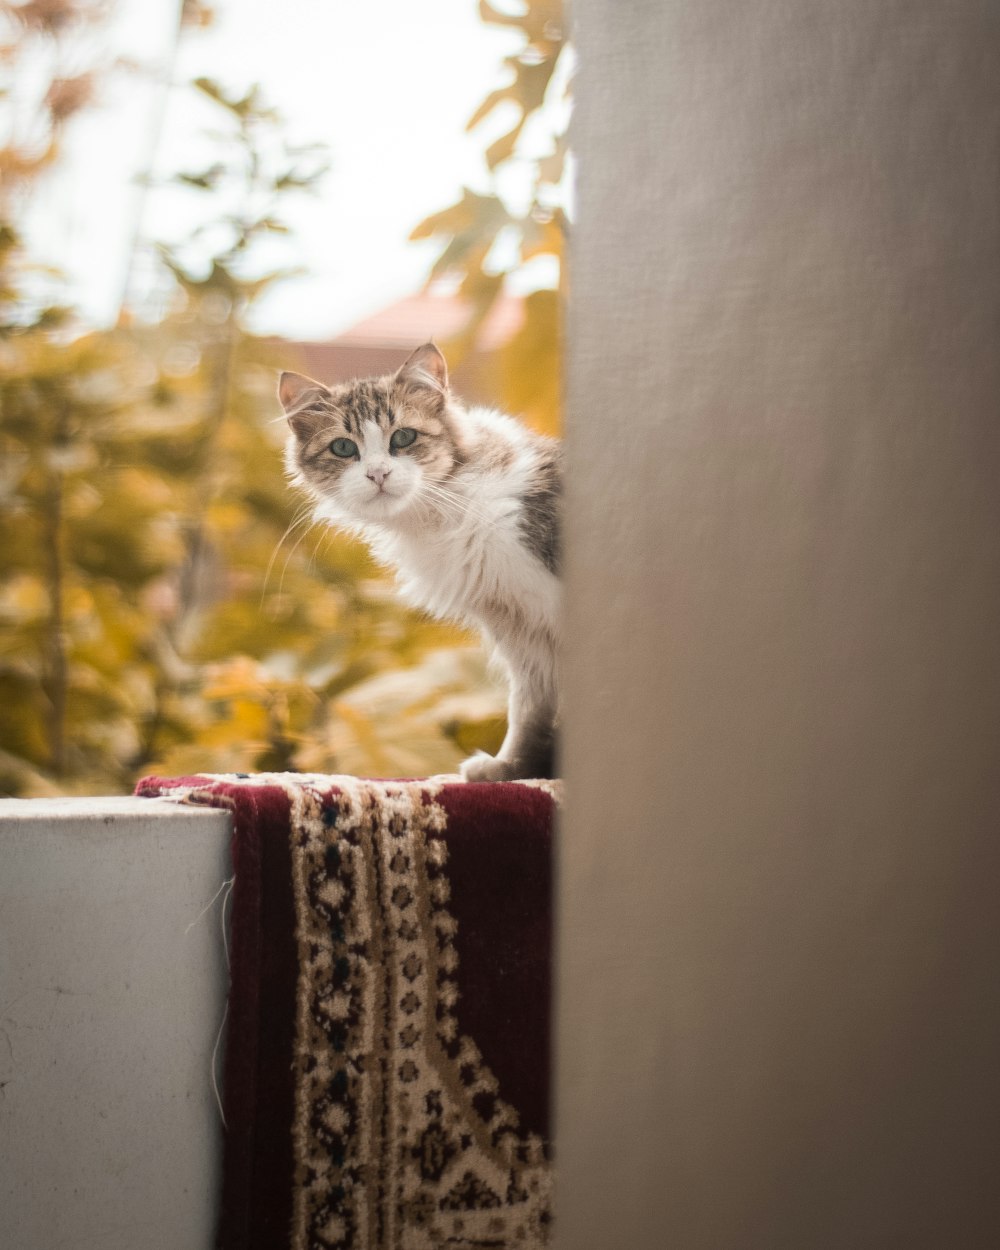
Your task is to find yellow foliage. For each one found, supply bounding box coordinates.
[0,2,569,795]
[0,573,49,621]
[411,0,567,437]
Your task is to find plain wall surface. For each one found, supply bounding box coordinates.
[0,797,231,1249]
[558,2,1000,1247]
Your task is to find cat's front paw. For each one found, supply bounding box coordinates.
[459,752,519,783]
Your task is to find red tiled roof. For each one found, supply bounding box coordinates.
[337,289,523,352]
[278,289,524,405]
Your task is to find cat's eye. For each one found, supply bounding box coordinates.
[329,437,358,458]
[390,427,418,451]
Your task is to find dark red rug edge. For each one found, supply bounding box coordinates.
[135,773,557,1244]
[136,775,300,1250]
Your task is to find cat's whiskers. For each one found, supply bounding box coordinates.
[275,513,323,599]
[307,516,339,575]
[375,480,459,528]
[410,485,465,523]
[424,492,500,533]
[261,504,315,605]
[290,519,329,591]
[416,481,497,529]
[405,491,471,532]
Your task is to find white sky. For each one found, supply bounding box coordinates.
[17,0,532,340]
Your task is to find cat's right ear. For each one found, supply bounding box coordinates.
[278,371,330,439]
[397,342,448,405]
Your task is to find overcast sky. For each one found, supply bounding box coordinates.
[20,0,525,339]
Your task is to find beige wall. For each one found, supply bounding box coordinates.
[558,2,1000,1246]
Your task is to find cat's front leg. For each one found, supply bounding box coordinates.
[460,672,557,782]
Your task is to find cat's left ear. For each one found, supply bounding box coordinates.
[278,371,330,438]
[397,342,448,400]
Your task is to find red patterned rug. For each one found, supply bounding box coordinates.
[136,773,556,1250]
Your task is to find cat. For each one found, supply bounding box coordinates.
[279,342,561,782]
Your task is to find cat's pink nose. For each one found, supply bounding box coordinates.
[367,465,391,488]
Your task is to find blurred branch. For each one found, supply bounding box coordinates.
[41,403,67,774]
[408,0,570,366]
[115,0,193,320]
[0,6,499,795]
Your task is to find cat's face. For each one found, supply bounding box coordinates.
[280,344,462,525]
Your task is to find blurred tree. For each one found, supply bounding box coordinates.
[0,0,569,796]
[0,0,123,792]
[1,0,102,198]
[410,0,569,436]
[0,49,481,794]
[127,77,482,782]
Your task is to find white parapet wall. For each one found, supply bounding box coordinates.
[0,795,232,1250]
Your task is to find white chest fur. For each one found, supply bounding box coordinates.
[364,449,559,644]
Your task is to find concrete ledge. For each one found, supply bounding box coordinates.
[0,794,232,1250]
